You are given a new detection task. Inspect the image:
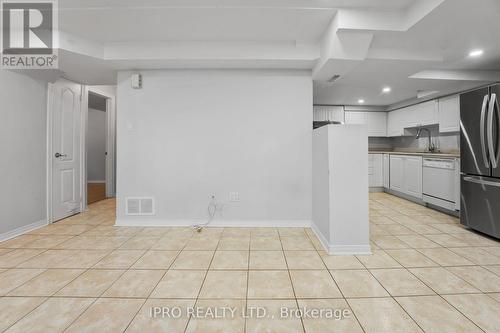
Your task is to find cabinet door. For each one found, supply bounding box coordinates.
[367,112,387,137]
[403,156,423,198]
[383,154,390,188]
[401,105,418,128]
[372,154,384,187]
[313,106,328,121]
[387,111,400,136]
[326,106,345,122]
[414,100,439,126]
[390,155,404,192]
[438,95,460,133]
[345,112,366,124]
[368,154,374,187]
[314,105,345,122]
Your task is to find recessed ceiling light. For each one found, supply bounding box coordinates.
[358,99,365,104]
[469,49,484,57]
[382,87,391,93]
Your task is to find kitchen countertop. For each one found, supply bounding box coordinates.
[369,150,460,158]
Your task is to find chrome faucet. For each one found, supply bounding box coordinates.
[416,127,437,152]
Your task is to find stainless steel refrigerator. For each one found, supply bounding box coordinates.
[460,84,500,239]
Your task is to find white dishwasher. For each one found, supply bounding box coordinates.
[422,158,457,210]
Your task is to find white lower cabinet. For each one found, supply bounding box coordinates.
[383,154,390,188]
[403,156,423,198]
[368,154,383,187]
[389,155,404,192]
[390,155,423,199]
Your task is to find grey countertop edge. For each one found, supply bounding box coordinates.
[368,151,460,158]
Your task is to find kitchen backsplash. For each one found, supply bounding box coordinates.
[369,126,460,153]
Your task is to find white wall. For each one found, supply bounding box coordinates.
[0,71,47,237]
[312,126,331,241]
[116,70,312,225]
[87,108,106,182]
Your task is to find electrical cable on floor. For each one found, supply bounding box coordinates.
[192,195,218,232]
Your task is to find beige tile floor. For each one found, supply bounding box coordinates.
[0,193,499,332]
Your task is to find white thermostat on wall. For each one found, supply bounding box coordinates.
[131,74,142,89]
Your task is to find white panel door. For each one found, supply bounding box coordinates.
[403,156,423,198]
[50,80,82,222]
[390,155,404,192]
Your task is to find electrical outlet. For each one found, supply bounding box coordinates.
[229,192,240,202]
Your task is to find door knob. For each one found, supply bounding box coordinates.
[55,152,67,158]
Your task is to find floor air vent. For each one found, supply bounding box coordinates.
[126,197,155,216]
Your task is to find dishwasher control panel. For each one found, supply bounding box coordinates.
[423,158,455,169]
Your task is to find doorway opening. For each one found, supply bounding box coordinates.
[83,86,117,210]
[87,92,107,204]
[47,81,116,223]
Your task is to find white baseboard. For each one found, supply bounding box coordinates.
[115,218,311,228]
[311,222,371,255]
[0,219,47,242]
[310,222,329,253]
[328,244,372,255]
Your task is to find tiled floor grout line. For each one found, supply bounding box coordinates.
[0,196,499,332]
[371,197,492,333]
[121,236,188,333]
[280,228,307,333]
[356,249,429,333]
[182,230,219,333]
[60,233,167,332]
[310,233,368,333]
[242,230,254,333]
[60,262,140,331]
[1,230,108,332]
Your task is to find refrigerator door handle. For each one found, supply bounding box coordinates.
[487,93,500,168]
[480,94,490,168]
[463,175,500,187]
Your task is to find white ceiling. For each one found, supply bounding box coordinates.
[314,0,500,106]
[60,8,337,43]
[48,0,500,107]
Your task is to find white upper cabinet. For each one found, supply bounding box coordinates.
[408,100,439,127]
[438,95,460,133]
[366,112,387,137]
[313,105,344,122]
[345,111,387,137]
[387,100,439,136]
[387,109,405,137]
[344,111,366,124]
